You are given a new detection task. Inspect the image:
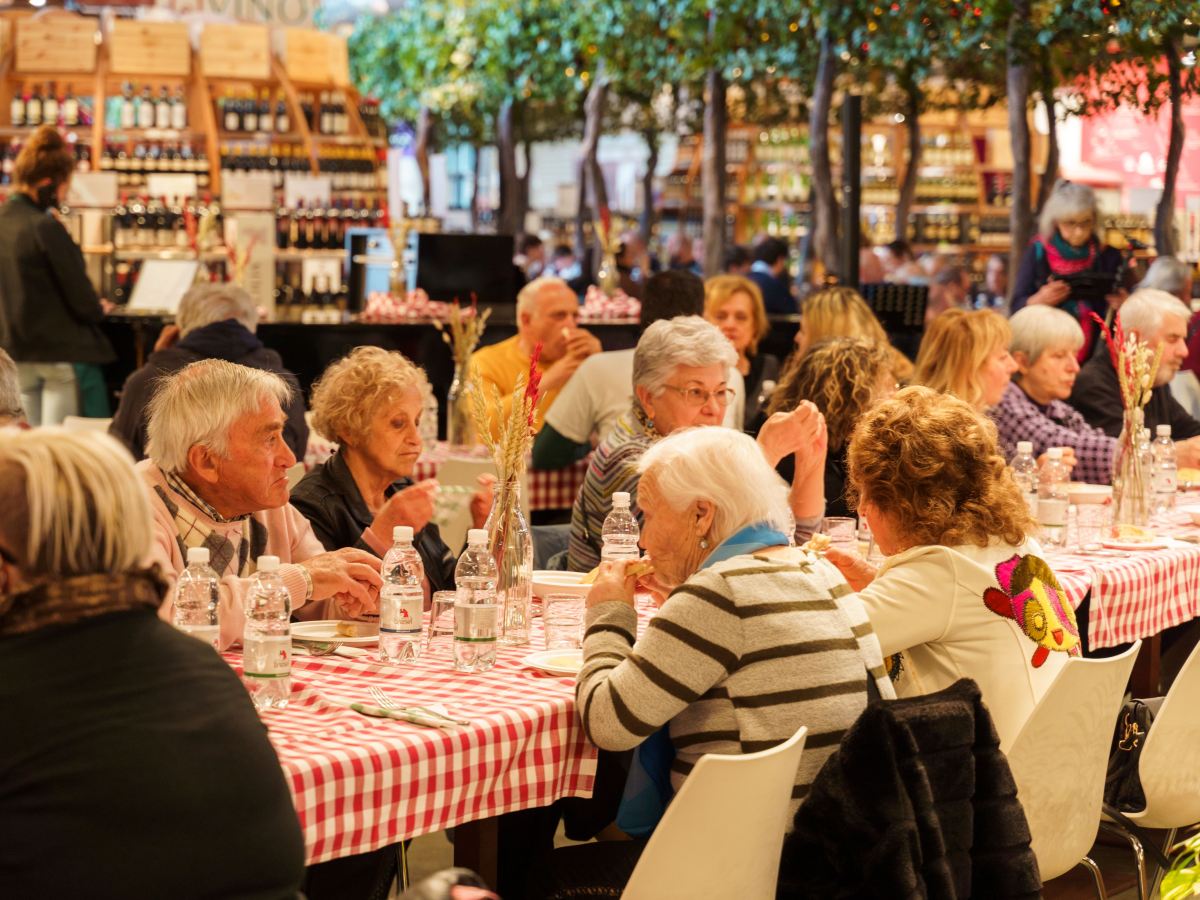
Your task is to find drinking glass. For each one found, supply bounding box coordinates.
[820,517,859,556]
[1068,485,1113,551]
[543,593,585,650]
[425,591,456,658]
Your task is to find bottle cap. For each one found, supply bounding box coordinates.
[467,528,488,546]
[1016,441,1033,454]
[257,555,280,573]
[612,491,631,507]
[393,525,414,543]
[186,546,210,565]
[1047,447,1063,460]
[1157,424,1172,438]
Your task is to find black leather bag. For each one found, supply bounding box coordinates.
[1104,697,1164,813]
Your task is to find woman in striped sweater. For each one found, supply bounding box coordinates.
[578,427,894,812]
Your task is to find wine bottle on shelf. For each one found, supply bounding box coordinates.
[10,90,24,127]
[243,88,258,132]
[130,195,147,247]
[42,83,58,127]
[155,86,171,130]
[138,85,155,129]
[62,85,79,127]
[318,92,331,135]
[120,82,136,130]
[294,201,308,250]
[112,194,130,250]
[223,91,239,132]
[258,89,271,133]
[26,85,42,128]
[288,204,300,250]
[276,203,289,250]
[75,145,91,174]
[171,86,187,130]
[275,92,289,133]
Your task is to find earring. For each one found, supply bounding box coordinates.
[699,537,709,550]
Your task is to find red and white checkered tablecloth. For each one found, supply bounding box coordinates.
[413,442,589,513]
[224,625,597,865]
[1044,507,1200,650]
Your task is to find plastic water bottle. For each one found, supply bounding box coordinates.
[1152,424,1178,514]
[380,525,424,664]
[1037,448,1069,549]
[600,491,641,561]
[1011,441,1039,518]
[243,555,292,710]
[453,528,498,673]
[173,546,220,651]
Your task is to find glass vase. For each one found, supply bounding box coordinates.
[485,479,533,646]
[1112,415,1149,531]
[596,251,620,296]
[446,363,475,449]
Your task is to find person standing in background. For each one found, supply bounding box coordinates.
[0,125,113,425]
[748,237,797,314]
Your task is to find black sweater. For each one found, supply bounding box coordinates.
[0,610,305,899]
[1069,349,1200,440]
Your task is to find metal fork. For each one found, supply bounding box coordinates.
[368,687,470,725]
[295,639,343,657]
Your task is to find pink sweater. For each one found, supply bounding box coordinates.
[139,460,348,650]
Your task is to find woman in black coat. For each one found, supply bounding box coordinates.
[0,125,113,424]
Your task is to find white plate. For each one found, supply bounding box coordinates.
[292,620,380,646]
[523,648,584,676]
[1099,539,1170,552]
[531,570,592,600]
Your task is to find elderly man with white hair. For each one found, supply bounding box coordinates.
[1139,256,1194,302]
[469,275,602,437]
[1070,288,1200,466]
[141,358,381,650]
[109,282,308,460]
[0,348,24,428]
[990,306,1116,483]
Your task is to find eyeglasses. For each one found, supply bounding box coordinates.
[1058,217,1094,231]
[662,384,736,407]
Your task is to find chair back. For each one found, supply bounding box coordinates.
[1007,642,1140,882]
[61,416,112,432]
[434,457,507,552]
[1131,639,1200,828]
[622,726,807,900]
[285,463,307,490]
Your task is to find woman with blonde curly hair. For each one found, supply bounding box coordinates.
[792,286,914,382]
[827,386,1081,751]
[703,274,778,427]
[913,308,1018,411]
[291,346,493,595]
[766,338,895,516]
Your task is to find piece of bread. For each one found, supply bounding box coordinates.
[1115,524,1155,543]
[800,533,832,553]
[580,559,655,584]
[335,621,378,637]
[1179,467,1200,484]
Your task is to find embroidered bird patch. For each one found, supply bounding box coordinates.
[983,553,1081,667]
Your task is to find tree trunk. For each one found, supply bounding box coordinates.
[640,127,659,245]
[1035,53,1059,215]
[809,29,840,280]
[1154,35,1184,258]
[469,142,481,230]
[578,65,611,275]
[1006,2,1035,304]
[496,99,521,235]
[701,67,727,277]
[413,105,433,214]
[516,138,531,235]
[895,81,922,238]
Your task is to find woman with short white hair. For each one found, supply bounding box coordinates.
[0,428,305,898]
[990,305,1115,483]
[1010,180,1131,360]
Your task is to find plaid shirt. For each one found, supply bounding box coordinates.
[990,382,1116,485]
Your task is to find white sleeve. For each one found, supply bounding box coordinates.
[544,357,597,443]
[857,547,956,657]
[724,366,745,430]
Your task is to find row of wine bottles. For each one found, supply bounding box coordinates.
[275,200,387,251]
[10,82,90,128]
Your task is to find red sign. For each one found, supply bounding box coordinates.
[1078,100,1200,202]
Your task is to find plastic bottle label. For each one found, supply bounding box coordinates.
[244,634,291,678]
[381,586,423,636]
[1037,498,1068,528]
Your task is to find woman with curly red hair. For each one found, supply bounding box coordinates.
[828,386,1081,752]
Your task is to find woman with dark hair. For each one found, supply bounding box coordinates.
[0,125,112,425]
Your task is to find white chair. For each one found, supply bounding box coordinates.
[622,726,807,900]
[61,415,112,433]
[1103,640,1200,899]
[1007,642,1141,898]
[433,457,509,551]
[285,463,307,490]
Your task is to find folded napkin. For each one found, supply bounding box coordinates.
[350,703,470,728]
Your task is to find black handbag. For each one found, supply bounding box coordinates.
[1104,698,1159,813]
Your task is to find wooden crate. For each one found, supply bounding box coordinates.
[109,20,191,77]
[15,14,98,74]
[327,33,350,88]
[283,28,332,84]
[200,22,269,80]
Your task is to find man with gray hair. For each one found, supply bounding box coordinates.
[0,348,24,428]
[1138,256,1193,302]
[1070,288,1200,466]
[140,358,381,650]
[110,283,308,460]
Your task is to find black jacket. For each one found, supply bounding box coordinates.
[749,267,797,315]
[108,318,309,461]
[778,679,1042,900]
[1069,349,1200,441]
[0,610,305,899]
[290,450,458,593]
[0,193,113,364]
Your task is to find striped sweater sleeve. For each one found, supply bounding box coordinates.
[576,589,741,751]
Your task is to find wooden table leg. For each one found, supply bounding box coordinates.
[454,816,499,889]
[1131,633,1162,697]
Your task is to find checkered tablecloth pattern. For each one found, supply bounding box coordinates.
[413,443,589,513]
[224,625,597,865]
[1044,507,1200,650]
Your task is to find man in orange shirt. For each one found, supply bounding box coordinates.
[470,276,601,436]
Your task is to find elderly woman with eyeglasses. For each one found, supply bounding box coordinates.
[1011,180,1132,359]
[567,316,827,572]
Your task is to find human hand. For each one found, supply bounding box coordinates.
[637,562,674,607]
[153,324,181,352]
[824,547,877,592]
[1037,447,1077,474]
[757,401,828,470]
[1029,279,1071,307]
[299,548,383,614]
[470,473,496,530]
[372,479,438,537]
[586,560,638,609]
[565,329,602,360]
[1176,437,1200,469]
[541,354,588,392]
